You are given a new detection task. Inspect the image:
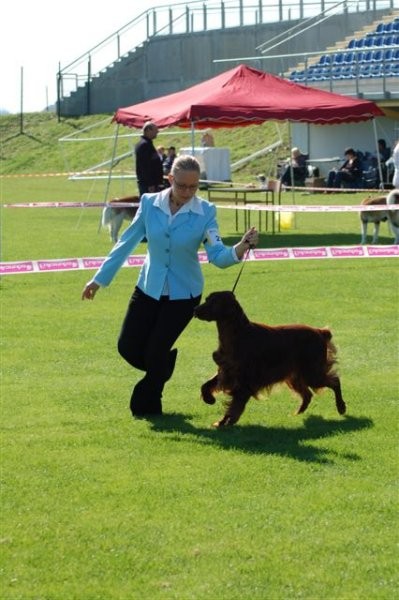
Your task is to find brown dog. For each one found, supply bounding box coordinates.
[194,291,346,427]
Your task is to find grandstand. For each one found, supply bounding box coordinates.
[57,0,398,117]
[289,14,399,87]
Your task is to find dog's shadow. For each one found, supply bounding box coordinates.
[146,412,373,464]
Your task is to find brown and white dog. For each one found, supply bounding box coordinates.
[102,196,140,242]
[194,291,346,427]
[360,189,399,244]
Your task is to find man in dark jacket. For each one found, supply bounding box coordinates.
[135,122,164,196]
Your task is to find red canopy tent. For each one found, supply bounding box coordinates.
[113,64,384,129]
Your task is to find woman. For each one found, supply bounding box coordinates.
[82,155,258,418]
[326,147,362,190]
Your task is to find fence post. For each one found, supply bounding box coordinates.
[221,1,225,29]
[86,55,91,116]
[57,63,62,122]
[203,3,207,30]
[239,0,244,26]
[258,0,263,24]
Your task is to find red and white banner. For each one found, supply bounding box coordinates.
[1,245,398,276]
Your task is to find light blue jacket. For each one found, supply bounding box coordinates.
[93,188,240,299]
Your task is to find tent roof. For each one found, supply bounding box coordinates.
[113,64,384,129]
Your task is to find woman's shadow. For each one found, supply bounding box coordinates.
[146,412,373,464]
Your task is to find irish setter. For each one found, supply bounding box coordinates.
[194,291,346,427]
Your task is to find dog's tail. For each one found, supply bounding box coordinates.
[102,205,113,227]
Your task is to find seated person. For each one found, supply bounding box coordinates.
[201,130,215,147]
[280,147,308,187]
[162,146,177,176]
[376,138,391,163]
[326,148,362,190]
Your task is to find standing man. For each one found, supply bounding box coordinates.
[135,121,164,196]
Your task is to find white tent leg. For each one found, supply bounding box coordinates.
[98,123,120,234]
[372,118,384,191]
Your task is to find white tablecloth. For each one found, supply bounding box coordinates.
[180,147,231,182]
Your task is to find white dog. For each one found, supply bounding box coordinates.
[360,189,399,244]
[102,196,140,243]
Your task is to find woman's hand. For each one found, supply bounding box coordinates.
[235,227,259,260]
[81,281,100,300]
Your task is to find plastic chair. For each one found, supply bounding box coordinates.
[333,52,343,64]
[358,51,371,63]
[383,22,393,33]
[359,64,371,78]
[383,48,393,62]
[320,54,331,65]
[371,49,382,62]
[342,51,355,64]
[372,35,383,47]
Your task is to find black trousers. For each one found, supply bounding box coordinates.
[118,287,201,415]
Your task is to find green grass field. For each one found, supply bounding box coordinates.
[1,114,398,599]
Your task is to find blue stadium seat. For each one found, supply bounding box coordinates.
[388,63,399,77]
[340,65,356,79]
[371,49,382,62]
[369,64,383,78]
[393,48,399,61]
[375,23,384,34]
[371,35,383,47]
[358,50,372,63]
[359,64,371,78]
[333,52,344,64]
[383,22,393,33]
[383,34,393,46]
[342,51,355,64]
[319,54,331,65]
[383,48,393,62]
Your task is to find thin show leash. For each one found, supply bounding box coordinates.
[231,244,254,294]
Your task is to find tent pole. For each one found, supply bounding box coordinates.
[190,121,195,154]
[98,123,120,234]
[287,121,297,228]
[372,118,384,191]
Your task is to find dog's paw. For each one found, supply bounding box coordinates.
[200,386,216,405]
[213,415,235,428]
[337,401,346,415]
